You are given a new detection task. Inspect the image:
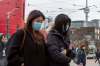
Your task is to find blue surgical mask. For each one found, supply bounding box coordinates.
[32,22,42,31]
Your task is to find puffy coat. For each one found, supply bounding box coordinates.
[46,30,73,66]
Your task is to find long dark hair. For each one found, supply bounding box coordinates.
[53,14,71,34]
[25,10,45,44]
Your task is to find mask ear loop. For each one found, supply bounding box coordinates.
[66,20,71,31]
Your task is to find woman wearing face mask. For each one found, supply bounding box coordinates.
[7,10,48,66]
[46,14,74,66]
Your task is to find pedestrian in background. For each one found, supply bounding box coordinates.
[95,48,100,64]
[46,14,75,66]
[0,34,8,66]
[7,10,49,66]
[76,45,86,66]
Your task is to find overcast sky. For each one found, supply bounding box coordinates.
[25,0,100,21]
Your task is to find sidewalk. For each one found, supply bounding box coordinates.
[70,59,99,66]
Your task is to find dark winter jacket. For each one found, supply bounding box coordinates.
[0,42,7,59]
[46,30,73,66]
[7,30,48,66]
[96,51,100,59]
[0,42,4,59]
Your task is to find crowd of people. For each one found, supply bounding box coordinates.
[0,10,100,66]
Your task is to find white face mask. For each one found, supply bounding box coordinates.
[66,25,69,31]
[62,25,70,33]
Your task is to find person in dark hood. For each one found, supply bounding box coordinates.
[46,14,74,66]
[7,10,48,66]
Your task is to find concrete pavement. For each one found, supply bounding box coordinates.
[70,59,99,66]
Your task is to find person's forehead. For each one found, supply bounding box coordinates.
[36,17,44,20]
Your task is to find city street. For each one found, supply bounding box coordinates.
[70,59,100,66]
[0,0,100,66]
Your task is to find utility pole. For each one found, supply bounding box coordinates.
[84,0,90,27]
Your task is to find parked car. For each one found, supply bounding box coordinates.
[87,52,96,59]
